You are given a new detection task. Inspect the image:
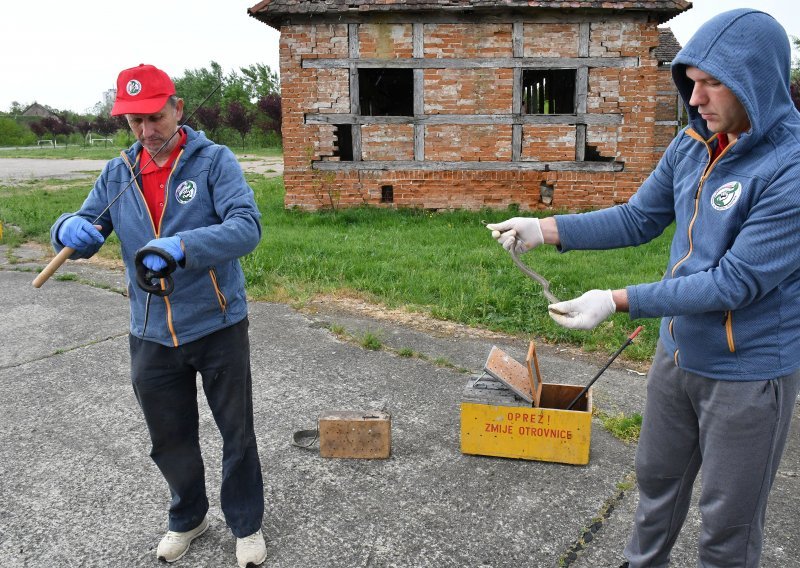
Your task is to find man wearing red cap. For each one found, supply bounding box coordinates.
[49,64,266,567]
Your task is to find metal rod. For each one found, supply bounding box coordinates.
[566,325,643,411]
[91,83,222,224]
[32,83,221,288]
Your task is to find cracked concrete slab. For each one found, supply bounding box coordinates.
[1,254,799,567]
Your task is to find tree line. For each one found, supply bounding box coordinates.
[0,62,282,149]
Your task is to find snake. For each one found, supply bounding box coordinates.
[487,224,561,304]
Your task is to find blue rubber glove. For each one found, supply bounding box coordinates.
[57,216,104,252]
[142,236,184,272]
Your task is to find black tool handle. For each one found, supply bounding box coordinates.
[566,325,643,411]
[134,246,177,296]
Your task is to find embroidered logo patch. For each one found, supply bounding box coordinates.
[710,181,742,211]
[126,79,142,96]
[175,181,197,204]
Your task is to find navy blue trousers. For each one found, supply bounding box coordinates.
[129,317,264,538]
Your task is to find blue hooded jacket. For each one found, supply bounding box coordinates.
[555,9,800,380]
[50,126,262,347]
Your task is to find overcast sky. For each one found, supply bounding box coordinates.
[1,1,798,114]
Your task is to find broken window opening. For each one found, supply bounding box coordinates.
[522,69,576,114]
[584,142,615,163]
[381,185,394,203]
[358,68,414,116]
[332,124,353,161]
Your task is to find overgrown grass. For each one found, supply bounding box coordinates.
[0,177,122,253]
[243,176,670,361]
[0,172,671,361]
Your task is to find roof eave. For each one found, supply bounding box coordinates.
[248,1,692,30]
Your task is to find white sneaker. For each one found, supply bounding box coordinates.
[236,530,267,567]
[156,516,209,563]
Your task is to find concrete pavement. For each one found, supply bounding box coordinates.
[1,243,799,568]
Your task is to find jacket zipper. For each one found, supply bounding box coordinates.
[668,317,679,365]
[159,154,185,346]
[671,131,737,276]
[668,130,738,362]
[209,267,228,321]
[723,311,735,352]
[123,149,184,347]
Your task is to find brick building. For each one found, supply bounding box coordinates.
[248,0,690,211]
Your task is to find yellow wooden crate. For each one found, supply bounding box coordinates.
[460,344,592,465]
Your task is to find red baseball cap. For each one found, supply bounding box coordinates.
[111,64,176,116]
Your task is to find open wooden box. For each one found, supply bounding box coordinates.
[460,341,592,465]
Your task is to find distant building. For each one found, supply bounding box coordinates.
[21,102,57,119]
[653,27,683,156]
[249,0,690,211]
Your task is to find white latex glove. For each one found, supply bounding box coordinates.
[548,290,616,330]
[486,217,543,254]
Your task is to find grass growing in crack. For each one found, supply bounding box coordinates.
[328,323,346,336]
[360,331,383,350]
[397,347,415,357]
[55,273,77,281]
[596,410,643,443]
[557,471,637,567]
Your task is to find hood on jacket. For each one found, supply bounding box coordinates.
[671,8,795,150]
[123,125,213,170]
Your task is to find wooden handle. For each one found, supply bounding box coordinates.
[32,246,75,288]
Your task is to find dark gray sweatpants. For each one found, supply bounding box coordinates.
[623,342,800,568]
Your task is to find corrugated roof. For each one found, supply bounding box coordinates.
[249,0,692,28]
[654,27,681,62]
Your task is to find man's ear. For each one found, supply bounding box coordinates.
[175,98,185,122]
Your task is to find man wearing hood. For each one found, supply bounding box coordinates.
[49,64,267,567]
[488,9,800,567]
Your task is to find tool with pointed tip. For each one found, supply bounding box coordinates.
[31,83,221,289]
[566,325,644,411]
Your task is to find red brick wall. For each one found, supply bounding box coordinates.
[426,125,513,161]
[424,23,512,58]
[523,23,580,57]
[424,68,514,114]
[521,125,575,161]
[654,66,680,160]
[362,124,414,161]
[359,23,413,58]
[279,17,665,211]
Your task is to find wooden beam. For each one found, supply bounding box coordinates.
[575,67,588,114]
[575,124,587,161]
[512,124,522,162]
[413,22,425,160]
[579,22,590,58]
[348,23,362,161]
[304,56,640,69]
[312,160,623,172]
[305,112,623,126]
[512,21,524,58]
[269,10,650,27]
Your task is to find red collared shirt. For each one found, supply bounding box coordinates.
[711,132,729,162]
[139,128,187,230]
